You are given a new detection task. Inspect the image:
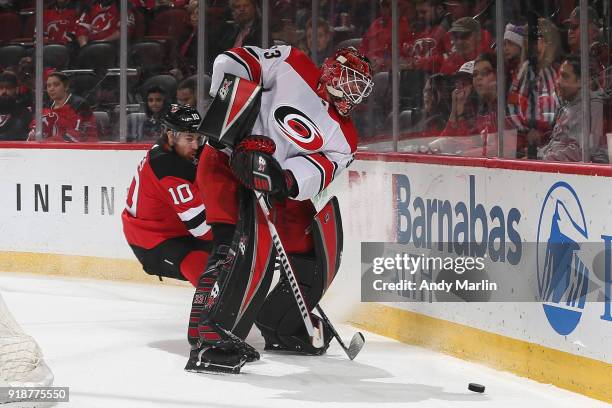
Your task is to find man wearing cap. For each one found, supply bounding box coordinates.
[565,6,601,56]
[0,71,32,141]
[438,17,489,75]
[441,60,477,137]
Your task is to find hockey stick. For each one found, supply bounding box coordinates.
[315,305,365,360]
[254,192,325,349]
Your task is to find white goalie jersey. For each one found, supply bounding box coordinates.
[210,45,358,201]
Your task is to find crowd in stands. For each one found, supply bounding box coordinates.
[0,0,609,163]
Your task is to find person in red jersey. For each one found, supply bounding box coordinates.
[27,71,98,142]
[76,0,134,47]
[43,0,78,46]
[184,45,373,374]
[122,104,211,286]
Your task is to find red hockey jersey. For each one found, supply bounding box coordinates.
[122,141,211,249]
[44,6,78,44]
[76,2,134,42]
[27,94,98,142]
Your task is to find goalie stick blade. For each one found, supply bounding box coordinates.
[346,332,365,360]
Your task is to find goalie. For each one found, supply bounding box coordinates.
[186,45,373,373]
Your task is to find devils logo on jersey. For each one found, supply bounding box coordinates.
[273,105,324,152]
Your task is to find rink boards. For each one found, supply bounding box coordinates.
[0,144,610,402]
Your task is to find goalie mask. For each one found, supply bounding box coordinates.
[320,47,373,116]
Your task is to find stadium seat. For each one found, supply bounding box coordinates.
[21,13,35,39]
[93,111,111,140]
[127,112,146,142]
[43,44,70,69]
[138,74,177,101]
[0,44,27,69]
[146,9,190,45]
[63,69,100,101]
[132,8,147,40]
[129,40,166,71]
[75,41,117,74]
[335,38,362,51]
[0,12,21,44]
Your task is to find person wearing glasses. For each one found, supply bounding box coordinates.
[122,104,212,287]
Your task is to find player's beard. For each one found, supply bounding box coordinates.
[0,95,16,112]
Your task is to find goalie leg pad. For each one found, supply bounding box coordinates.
[193,188,275,348]
[255,253,332,354]
[255,197,343,354]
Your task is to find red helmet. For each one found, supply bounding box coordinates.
[320,47,373,116]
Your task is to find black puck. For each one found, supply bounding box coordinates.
[468,383,485,393]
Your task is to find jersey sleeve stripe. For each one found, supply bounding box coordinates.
[244,46,259,60]
[307,152,335,190]
[223,51,253,82]
[302,154,326,193]
[227,47,262,84]
[189,222,211,238]
[183,209,207,231]
[178,204,205,221]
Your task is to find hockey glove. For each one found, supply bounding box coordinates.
[230,136,298,199]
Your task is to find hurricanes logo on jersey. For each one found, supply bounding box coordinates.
[273,105,324,152]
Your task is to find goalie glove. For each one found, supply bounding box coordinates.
[230,136,298,199]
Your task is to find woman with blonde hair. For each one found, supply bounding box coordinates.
[507,17,562,157]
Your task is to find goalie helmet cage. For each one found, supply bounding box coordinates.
[0,293,53,392]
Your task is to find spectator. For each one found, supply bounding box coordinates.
[565,6,601,56]
[176,77,196,106]
[503,23,527,83]
[174,3,199,79]
[0,71,32,141]
[359,0,413,73]
[142,86,169,140]
[43,0,79,46]
[443,0,472,22]
[540,56,606,163]
[76,0,135,47]
[507,18,561,156]
[439,17,490,75]
[408,73,451,136]
[270,0,300,46]
[435,53,513,155]
[298,18,334,66]
[440,59,478,137]
[402,0,450,71]
[212,0,263,59]
[176,76,212,112]
[28,72,98,142]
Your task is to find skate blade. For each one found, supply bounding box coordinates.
[184,357,247,375]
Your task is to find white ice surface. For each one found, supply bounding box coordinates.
[0,273,607,408]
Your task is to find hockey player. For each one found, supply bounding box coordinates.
[122,104,211,286]
[185,46,373,373]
